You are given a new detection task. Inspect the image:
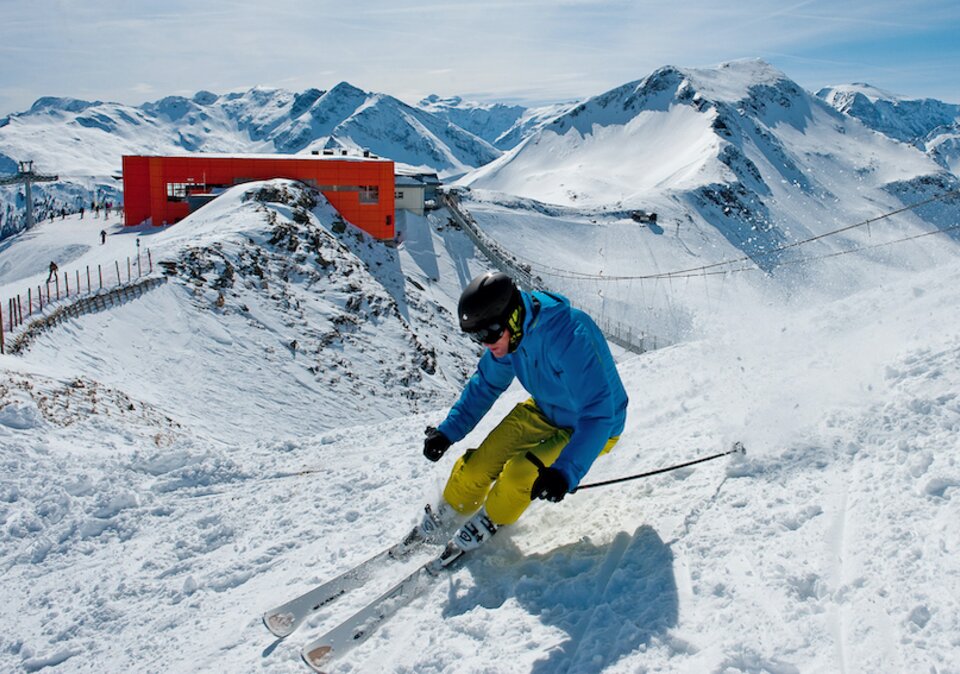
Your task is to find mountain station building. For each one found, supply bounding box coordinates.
[122,153,396,240]
[394,170,441,216]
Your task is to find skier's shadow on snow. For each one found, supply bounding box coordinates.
[442,525,678,674]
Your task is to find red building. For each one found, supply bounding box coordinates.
[122,154,395,239]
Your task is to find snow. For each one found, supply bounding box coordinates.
[1,60,960,673]
[1,172,958,673]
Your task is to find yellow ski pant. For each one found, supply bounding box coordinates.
[442,399,619,526]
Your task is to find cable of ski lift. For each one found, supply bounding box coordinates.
[639,219,960,280]
[503,187,960,283]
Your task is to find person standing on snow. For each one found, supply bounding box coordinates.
[404,272,628,566]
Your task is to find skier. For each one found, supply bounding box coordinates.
[408,272,628,563]
[100,229,107,244]
[47,260,58,283]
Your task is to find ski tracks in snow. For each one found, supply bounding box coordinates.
[824,473,852,674]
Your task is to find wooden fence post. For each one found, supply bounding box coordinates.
[75,270,80,297]
[148,249,153,273]
[28,288,32,317]
[0,302,4,354]
[87,266,91,294]
[115,261,121,287]
[99,265,103,290]
[38,285,42,312]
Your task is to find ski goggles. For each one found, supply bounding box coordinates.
[466,323,505,345]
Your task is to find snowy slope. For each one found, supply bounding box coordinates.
[1,181,958,672]
[0,180,490,441]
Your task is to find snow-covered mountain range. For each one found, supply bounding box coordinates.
[816,82,959,141]
[461,60,956,215]
[0,81,513,239]
[0,82,500,181]
[2,61,957,262]
[816,83,960,174]
[1,61,958,255]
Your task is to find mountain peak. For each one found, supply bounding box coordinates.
[817,82,903,103]
[675,59,792,104]
[327,81,367,98]
[192,90,219,106]
[29,96,101,114]
[419,94,464,109]
[142,95,197,121]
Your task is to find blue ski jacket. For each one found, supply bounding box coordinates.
[438,290,628,490]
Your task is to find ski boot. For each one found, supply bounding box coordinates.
[429,507,498,573]
[391,501,455,558]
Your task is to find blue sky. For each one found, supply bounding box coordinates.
[1,0,958,115]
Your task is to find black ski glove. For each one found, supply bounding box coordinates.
[423,426,452,462]
[531,466,569,502]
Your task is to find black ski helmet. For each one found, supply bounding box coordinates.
[458,272,521,335]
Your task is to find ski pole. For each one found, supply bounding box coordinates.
[526,441,746,493]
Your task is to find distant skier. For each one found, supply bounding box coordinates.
[47,260,58,283]
[100,229,107,244]
[406,272,628,565]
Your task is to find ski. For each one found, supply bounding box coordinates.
[300,543,464,673]
[264,504,454,638]
[263,534,429,638]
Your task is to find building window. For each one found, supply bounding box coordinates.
[166,183,193,202]
[395,190,404,199]
[359,185,379,204]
